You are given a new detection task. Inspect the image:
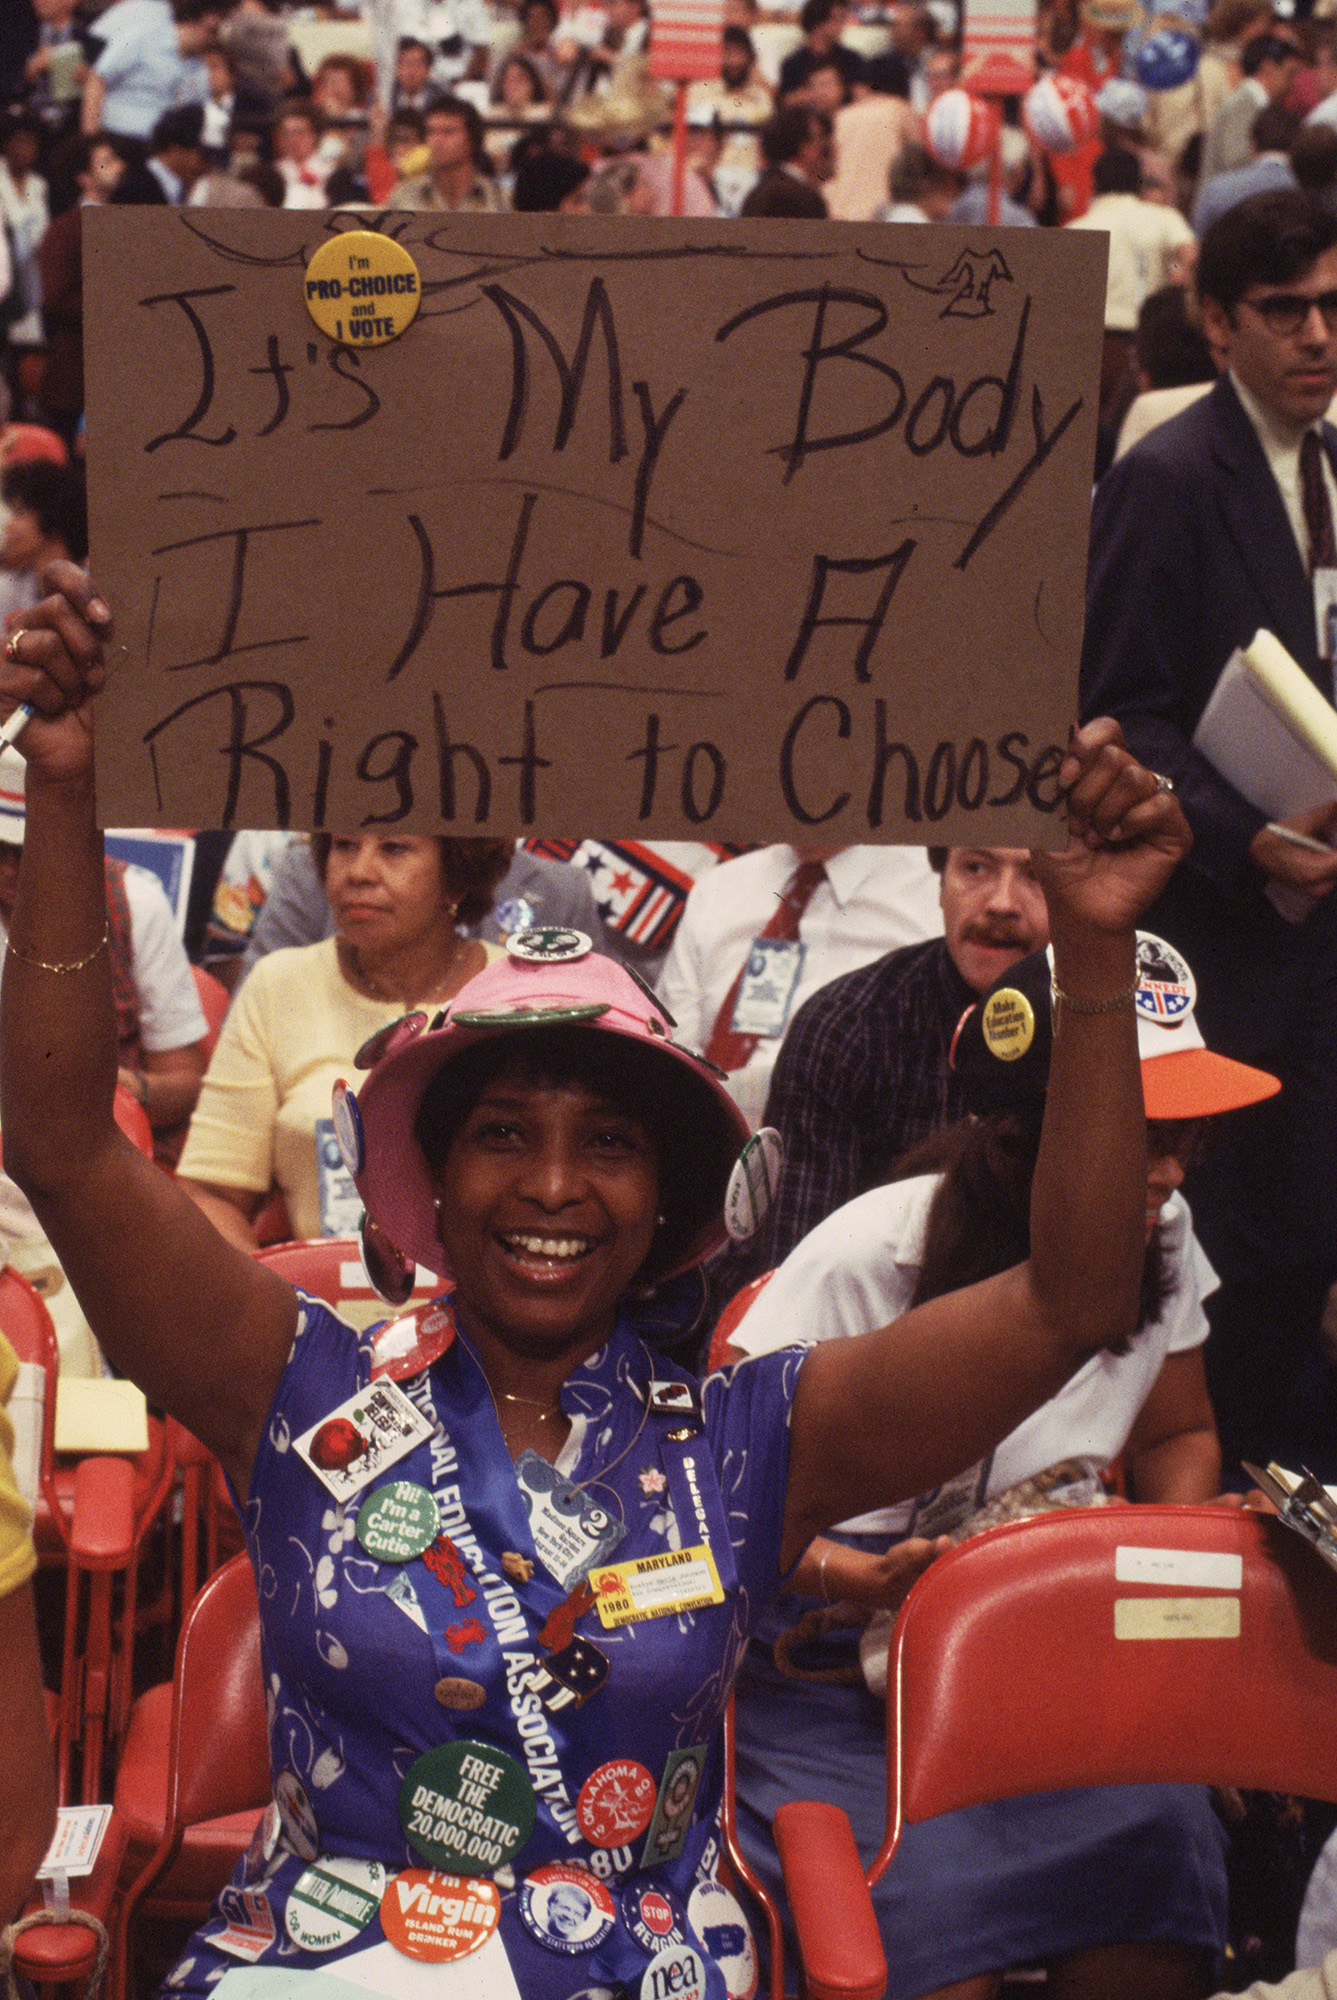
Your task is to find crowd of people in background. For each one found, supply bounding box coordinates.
[4,0,1337,426]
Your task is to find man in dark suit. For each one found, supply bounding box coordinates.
[739,105,830,216]
[1081,189,1337,1478]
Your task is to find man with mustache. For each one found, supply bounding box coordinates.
[711,845,1049,1292]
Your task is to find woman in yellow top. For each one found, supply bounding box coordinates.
[178,832,509,1250]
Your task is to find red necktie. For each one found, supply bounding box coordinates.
[1301,430,1336,574]
[703,859,825,1073]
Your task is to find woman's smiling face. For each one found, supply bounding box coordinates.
[432,1068,660,1364]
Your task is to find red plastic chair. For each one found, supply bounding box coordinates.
[111,1085,154,1160]
[707,1272,774,1372]
[774,1504,1337,2000]
[718,1699,787,2000]
[190,965,231,1062]
[252,1235,442,1326]
[112,1553,269,2000]
[12,1808,130,2000]
[0,1268,140,1806]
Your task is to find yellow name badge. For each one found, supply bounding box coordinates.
[591,1545,725,1629]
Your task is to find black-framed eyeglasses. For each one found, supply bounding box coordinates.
[1240,289,1337,337]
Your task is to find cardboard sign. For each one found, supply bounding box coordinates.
[84,209,1105,845]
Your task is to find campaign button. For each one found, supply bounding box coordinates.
[303,230,422,348]
[518,1863,615,1955]
[214,1887,276,1961]
[434,1676,486,1711]
[331,1079,364,1174]
[379,1869,500,1961]
[356,1481,439,1562]
[621,1880,686,1955]
[285,1856,385,1952]
[505,928,593,962]
[578,1761,657,1848]
[688,1881,758,2000]
[274,1769,320,1862]
[980,988,1034,1062]
[640,1943,709,2000]
[400,1740,536,1871]
[723,1128,783,1245]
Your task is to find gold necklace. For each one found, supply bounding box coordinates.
[345,928,467,1006]
[496,1389,565,1425]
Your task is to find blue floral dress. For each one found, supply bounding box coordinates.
[166,1293,804,2000]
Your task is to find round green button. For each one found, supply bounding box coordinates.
[400,1740,536,1872]
[356,1481,439,1562]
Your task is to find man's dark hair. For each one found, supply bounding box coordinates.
[722,25,755,55]
[758,102,826,166]
[1293,121,1337,193]
[512,149,590,210]
[1092,145,1141,195]
[151,102,205,154]
[1197,188,1337,309]
[389,106,427,141]
[799,0,839,35]
[396,35,432,58]
[1241,29,1297,74]
[1135,284,1215,388]
[424,90,486,163]
[2,461,87,562]
[1249,98,1301,153]
[171,0,218,22]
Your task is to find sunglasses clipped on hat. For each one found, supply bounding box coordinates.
[949,933,1280,1123]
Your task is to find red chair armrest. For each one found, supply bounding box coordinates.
[773,1800,886,2000]
[67,1456,137,1567]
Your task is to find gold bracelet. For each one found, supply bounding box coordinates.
[6,926,109,975]
[1050,976,1137,1015]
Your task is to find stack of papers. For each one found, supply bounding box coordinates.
[1193,630,1337,819]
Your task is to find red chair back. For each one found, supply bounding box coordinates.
[253,1236,442,1327]
[167,1554,268,1828]
[113,1554,269,2000]
[190,966,231,1062]
[773,1505,1337,2000]
[877,1502,1337,1866]
[707,1272,774,1372]
[112,1086,154,1159]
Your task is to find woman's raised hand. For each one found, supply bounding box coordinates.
[0,560,111,784]
[1031,719,1191,939]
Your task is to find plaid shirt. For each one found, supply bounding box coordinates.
[713,937,975,1299]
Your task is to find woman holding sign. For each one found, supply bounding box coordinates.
[0,561,1188,2000]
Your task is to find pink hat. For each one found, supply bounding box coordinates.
[342,931,751,1285]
